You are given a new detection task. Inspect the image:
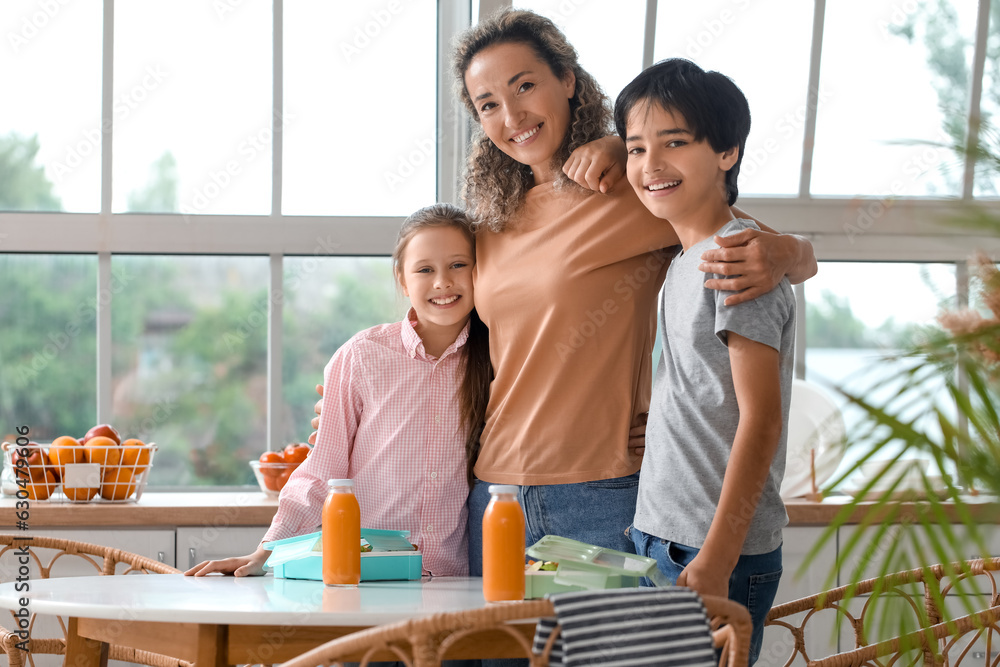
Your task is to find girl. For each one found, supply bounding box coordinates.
[185,203,490,578]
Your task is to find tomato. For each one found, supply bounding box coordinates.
[282,444,310,464]
[276,467,296,491]
[259,451,284,465]
[258,451,285,489]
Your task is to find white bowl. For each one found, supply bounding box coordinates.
[249,460,300,498]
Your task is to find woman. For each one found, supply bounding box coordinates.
[453,9,816,569]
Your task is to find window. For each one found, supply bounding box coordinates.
[0,255,98,442]
[1,1,997,490]
[279,256,402,446]
[114,0,273,214]
[811,1,980,197]
[2,0,102,212]
[283,0,438,215]
[110,256,269,486]
[652,0,815,196]
[805,261,958,475]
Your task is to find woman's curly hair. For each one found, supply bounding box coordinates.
[452,9,613,232]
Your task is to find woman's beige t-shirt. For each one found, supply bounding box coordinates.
[473,182,679,485]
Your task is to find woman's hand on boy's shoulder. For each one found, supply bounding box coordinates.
[563,135,626,194]
[698,228,791,306]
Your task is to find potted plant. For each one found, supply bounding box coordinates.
[804,132,1000,645]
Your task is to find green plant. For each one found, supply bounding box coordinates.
[805,134,1000,644]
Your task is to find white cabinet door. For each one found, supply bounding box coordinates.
[176,525,268,570]
[759,526,841,667]
[16,528,175,568]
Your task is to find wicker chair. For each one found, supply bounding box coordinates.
[0,534,190,667]
[764,557,1000,667]
[280,593,753,667]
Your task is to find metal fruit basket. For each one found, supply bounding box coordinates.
[1,441,157,503]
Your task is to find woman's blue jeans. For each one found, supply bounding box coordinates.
[467,471,640,575]
[629,525,783,666]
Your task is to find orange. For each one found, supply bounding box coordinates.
[49,435,86,474]
[27,469,56,501]
[121,439,152,472]
[63,485,98,502]
[99,467,136,501]
[84,436,122,467]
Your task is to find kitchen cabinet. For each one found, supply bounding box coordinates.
[175,525,268,570]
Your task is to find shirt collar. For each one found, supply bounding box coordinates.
[401,308,471,361]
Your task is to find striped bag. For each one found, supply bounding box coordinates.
[532,587,717,667]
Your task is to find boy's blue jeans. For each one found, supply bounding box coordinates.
[629,525,782,666]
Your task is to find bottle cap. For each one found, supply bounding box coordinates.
[488,484,518,495]
[328,479,354,487]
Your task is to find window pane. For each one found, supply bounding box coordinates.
[113,1,272,214]
[805,262,957,479]
[280,256,403,445]
[0,255,98,442]
[0,1,102,212]
[521,0,646,101]
[974,3,1000,197]
[110,256,269,487]
[283,1,437,216]
[653,0,814,196]
[812,1,980,197]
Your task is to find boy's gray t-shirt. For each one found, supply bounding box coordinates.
[634,219,795,555]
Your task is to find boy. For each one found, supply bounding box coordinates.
[615,58,794,664]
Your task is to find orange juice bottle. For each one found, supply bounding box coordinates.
[482,484,525,602]
[321,479,360,586]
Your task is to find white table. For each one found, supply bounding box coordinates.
[0,574,533,665]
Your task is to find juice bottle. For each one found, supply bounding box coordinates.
[321,479,361,586]
[482,484,525,602]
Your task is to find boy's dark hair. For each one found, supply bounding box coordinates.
[614,58,750,206]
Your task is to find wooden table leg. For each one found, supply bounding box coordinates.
[195,624,227,667]
[65,617,109,667]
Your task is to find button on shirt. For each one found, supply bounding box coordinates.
[262,311,470,576]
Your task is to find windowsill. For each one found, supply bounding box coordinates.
[1,491,279,527]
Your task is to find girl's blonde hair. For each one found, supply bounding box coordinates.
[393,203,491,486]
[452,9,613,232]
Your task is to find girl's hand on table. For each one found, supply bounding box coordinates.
[699,228,796,307]
[563,135,626,194]
[674,553,730,600]
[185,547,270,577]
[308,383,324,446]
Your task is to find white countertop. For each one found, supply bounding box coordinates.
[0,574,495,626]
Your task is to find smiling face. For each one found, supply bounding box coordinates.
[463,41,576,186]
[624,101,738,241]
[397,225,476,350]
